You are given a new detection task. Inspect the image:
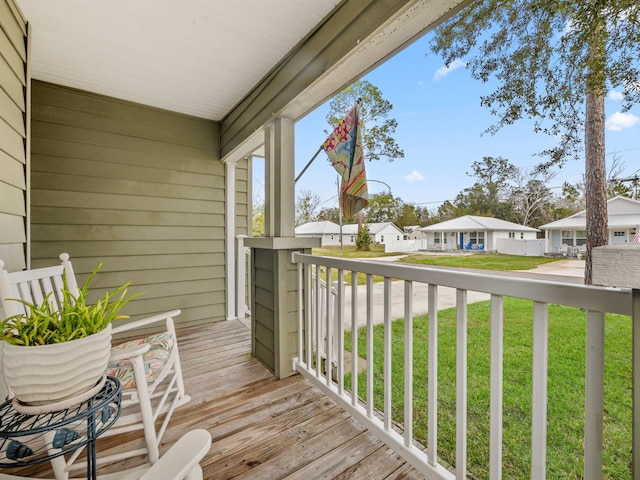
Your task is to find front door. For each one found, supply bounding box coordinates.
[611,230,627,245]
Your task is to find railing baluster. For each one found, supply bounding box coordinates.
[326,267,333,386]
[297,263,303,369]
[351,271,358,407]
[384,277,392,432]
[428,283,438,466]
[404,280,413,448]
[490,295,504,479]
[367,274,374,418]
[305,264,312,367]
[531,301,549,480]
[584,310,604,480]
[456,289,467,480]
[337,269,345,394]
[315,266,321,377]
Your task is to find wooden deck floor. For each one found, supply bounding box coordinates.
[8,319,426,479]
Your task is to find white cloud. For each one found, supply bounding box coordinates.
[609,90,624,101]
[433,59,465,81]
[404,170,425,184]
[606,111,640,131]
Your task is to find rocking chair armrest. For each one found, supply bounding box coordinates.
[109,343,151,362]
[140,429,211,480]
[112,309,181,335]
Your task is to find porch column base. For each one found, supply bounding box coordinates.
[245,237,320,379]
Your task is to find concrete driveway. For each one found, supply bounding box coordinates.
[342,258,585,330]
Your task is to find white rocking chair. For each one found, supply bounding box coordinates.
[0,428,211,480]
[0,254,191,477]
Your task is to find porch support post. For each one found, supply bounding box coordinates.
[592,245,640,478]
[264,118,296,237]
[634,288,640,480]
[247,117,319,379]
[273,117,296,236]
[264,124,276,237]
[225,160,236,320]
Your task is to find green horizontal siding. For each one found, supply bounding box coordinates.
[30,81,231,327]
[0,0,27,272]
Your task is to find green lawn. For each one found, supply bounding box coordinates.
[313,244,401,258]
[344,298,632,479]
[314,251,563,285]
[399,253,561,270]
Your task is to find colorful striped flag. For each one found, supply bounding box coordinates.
[323,103,368,220]
[634,226,639,244]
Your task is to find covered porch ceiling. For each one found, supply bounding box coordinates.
[16,0,471,158]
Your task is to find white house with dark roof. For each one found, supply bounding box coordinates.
[420,215,539,252]
[539,196,640,254]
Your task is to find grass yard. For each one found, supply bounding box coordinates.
[400,253,561,270]
[314,250,562,286]
[344,298,632,479]
[313,244,401,258]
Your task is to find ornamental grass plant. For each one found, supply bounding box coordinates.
[1,264,140,346]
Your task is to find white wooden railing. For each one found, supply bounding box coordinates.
[236,235,251,320]
[290,252,633,480]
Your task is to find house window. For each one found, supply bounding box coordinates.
[470,231,485,244]
[508,232,515,239]
[381,235,384,242]
[397,235,400,241]
[434,235,441,244]
[576,230,587,246]
[350,235,355,242]
[613,231,625,237]
[520,233,524,239]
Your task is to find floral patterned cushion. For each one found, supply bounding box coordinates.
[106,332,174,390]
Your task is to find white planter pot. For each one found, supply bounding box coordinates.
[2,323,112,412]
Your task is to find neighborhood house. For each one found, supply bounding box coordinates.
[294,221,342,246]
[540,196,640,254]
[419,215,540,253]
[295,221,404,246]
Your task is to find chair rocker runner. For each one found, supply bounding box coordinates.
[0,254,191,478]
[0,428,211,480]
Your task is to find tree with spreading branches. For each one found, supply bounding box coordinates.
[326,80,404,164]
[430,1,640,283]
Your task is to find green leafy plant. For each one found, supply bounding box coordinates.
[355,224,371,251]
[1,264,141,346]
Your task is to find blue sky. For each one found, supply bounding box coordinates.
[254,31,640,211]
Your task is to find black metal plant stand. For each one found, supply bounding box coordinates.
[0,376,121,480]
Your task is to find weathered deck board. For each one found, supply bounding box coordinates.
[3,320,426,479]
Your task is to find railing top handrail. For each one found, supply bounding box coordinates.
[291,252,632,316]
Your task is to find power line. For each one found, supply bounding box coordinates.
[613,175,640,183]
[607,147,640,155]
[410,200,452,206]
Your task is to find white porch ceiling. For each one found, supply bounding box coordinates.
[17,0,341,121]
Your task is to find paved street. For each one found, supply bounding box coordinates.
[341,258,585,330]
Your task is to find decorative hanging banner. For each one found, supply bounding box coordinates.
[322,103,369,220]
